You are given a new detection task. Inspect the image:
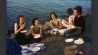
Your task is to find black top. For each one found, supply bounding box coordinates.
[16,23,25,33]
[74,16,85,32]
[15,23,27,45]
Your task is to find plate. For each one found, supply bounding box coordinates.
[34,35,41,38]
[29,47,41,52]
[20,30,27,33]
[36,43,44,46]
[74,38,84,44]
[65,38,74,42]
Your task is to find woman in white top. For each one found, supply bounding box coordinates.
[61,8,74,29]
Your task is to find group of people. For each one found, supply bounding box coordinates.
[12,6,85,45]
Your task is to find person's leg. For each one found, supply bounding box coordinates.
[48,22,54,29]
[43,22,52,30]
[21,34,28,45]
[65,28,82,38]
[65,28,75,34]
[43,22,55,35]
[15,35,22,45]
[61,20,69,28]
[27,34,35,44]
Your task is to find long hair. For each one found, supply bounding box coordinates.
[32,17,39,26]
[49,12,57,20]
[66,8,73,17]
[16,15,23,25]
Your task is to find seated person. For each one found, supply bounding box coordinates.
[43,12,62,35]
[29,17,42,43]
[65,6,85,37]
[58,8,74,35]
[61,8,74,29]
[49,12,61,29]
[14,15,28,45]
[73,6,85,32]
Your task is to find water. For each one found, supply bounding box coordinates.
[7,0,91,29]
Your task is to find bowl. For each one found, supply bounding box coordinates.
[74,38,84,45]
[65,38,74,42]
[29,46,41,52]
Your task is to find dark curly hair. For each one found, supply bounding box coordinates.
[49,12,58,20]
[32,17,39,26]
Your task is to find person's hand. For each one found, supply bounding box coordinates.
[20,25,24,30]
[50,20,52,24]
[22,24,25,28]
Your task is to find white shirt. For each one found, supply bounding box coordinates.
[68,15,75,29]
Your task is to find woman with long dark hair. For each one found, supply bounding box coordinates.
[49,12,61,29]
[43,12,62,35]
[14,15,27,45]
[29,17,42,42]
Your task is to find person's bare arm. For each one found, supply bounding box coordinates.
[39,25,42,35]
[69,18,73,25]
[14,23,23,34]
